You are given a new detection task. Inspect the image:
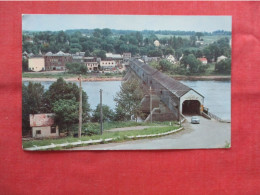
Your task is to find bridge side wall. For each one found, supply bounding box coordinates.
[129,62,180,120]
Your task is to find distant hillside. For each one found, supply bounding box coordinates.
[24,29,231,36]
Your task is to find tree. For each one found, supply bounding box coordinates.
[114,79,144,121]
[91,104,115,122]
[195,32,204,40]
[22,82,45,135]
[164,47,175,56]
[66,63,88,74]
[22,59,28,72]
[159,59,172,72]
[93,49,106,60]
[190,35,197,47]
[53,98,79,132]
[148,49,163,57]
[102,28,112,37]
[181,54,202,74]
[215,58,231,74]
[42,78,91,121]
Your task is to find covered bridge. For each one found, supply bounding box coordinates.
[129,59,204,120]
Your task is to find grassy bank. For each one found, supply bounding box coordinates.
[22,72,124,79]
[22,123,179,149]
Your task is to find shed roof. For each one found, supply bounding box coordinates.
[30,113,55,127]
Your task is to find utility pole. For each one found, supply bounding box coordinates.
[78,74,82,138]
[150,86,152,123]
[100,89,103,135]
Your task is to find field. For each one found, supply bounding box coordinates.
[155,34,231,45]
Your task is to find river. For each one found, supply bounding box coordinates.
[23,80,231,120]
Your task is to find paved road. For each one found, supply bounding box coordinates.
[70,116,231,150]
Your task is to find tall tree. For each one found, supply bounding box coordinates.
[42,78,91,121]
[22,82,45,135]
[159,59,172,72]
[114,79,143,121]
[53,98,79,132]
[91,104,115,122]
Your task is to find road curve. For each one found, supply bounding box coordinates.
[69,116,231,150]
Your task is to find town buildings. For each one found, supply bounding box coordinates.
[25,51,130,72]
[100,60,116,70]
[44,51,72,71]
[30,113,59,138]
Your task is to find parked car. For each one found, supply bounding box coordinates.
[191,116,200,124]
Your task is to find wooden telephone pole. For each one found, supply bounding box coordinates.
[100,89,103,135]
[78,74,82,138]
[150,86,152,123]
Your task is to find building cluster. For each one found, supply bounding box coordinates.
[23,51,132,73]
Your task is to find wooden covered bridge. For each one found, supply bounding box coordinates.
[124,59,205,122]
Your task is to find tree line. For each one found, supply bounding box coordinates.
[22,28,230,58]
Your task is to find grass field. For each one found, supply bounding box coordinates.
[22,122,179,149]
[155,34,231,45]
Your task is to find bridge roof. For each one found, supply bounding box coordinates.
[131,59,203,98]
[153,71,191,98]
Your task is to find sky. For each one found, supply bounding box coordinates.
[22,15,232,32]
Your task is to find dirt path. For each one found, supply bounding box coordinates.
[105,125,166,132]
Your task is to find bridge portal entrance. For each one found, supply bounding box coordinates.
[182,100,200,115]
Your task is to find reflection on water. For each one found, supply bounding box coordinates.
[23,80,231,120]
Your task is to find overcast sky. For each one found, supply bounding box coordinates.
[22,15,231,32]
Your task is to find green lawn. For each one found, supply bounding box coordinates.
[22,122,180,149]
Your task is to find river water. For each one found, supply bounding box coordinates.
[23,80,231,120]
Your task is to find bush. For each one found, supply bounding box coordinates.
[215,58,231,74]
[66,63,88,74]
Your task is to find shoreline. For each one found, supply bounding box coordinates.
[22,75,231,82]
[173,75,231,81]
[22,77,123,82]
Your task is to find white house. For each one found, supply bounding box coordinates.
[154,40,160,47]
[30,113,59,138]
[166,55,176,64]
[217,55,228,63]
[28,57,45,72]
[86,62,99,71]
[100,60,116,70]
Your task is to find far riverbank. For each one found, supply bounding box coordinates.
[22,77,123,82]
[22,75,231,82]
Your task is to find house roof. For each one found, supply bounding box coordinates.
[198,58,207,62]
[218,55,227,59]
[106,53,122,59]
[45,51,71,57]
[30,113,55,127]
